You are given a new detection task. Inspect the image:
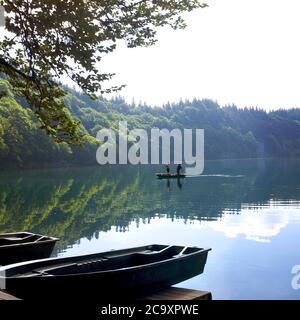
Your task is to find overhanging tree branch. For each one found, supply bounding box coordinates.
[0,0,208,143]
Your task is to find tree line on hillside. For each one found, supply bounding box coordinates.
[0,79,299,168]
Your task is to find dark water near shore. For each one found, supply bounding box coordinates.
[0,159,299,299]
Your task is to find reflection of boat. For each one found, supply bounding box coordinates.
[156,173,186,178]
[0,232,59,265]
[0,244,211,299]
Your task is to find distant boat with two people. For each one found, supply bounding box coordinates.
[156,163,186,179]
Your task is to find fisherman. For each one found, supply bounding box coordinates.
[176,164,182,175]
[165,163,170,174]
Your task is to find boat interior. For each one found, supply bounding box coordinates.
[0,233,51,246]
[21,245,203,277]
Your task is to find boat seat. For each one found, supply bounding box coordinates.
[76,258,108,267]
[132,246,184,265]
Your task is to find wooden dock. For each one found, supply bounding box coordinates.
[139,287,212,300]
[0,290,20,300]
[0,287,212,301]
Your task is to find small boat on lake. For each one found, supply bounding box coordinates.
[156,173,186,178]
[0,232,59,265]
[0,244,211,300]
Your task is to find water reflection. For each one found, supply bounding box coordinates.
[0,159,299,252]
[194,205,299,243]
[164,177,184,191]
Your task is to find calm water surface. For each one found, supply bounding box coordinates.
[0,159,299,299]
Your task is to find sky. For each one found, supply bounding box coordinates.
[101,0,300,110]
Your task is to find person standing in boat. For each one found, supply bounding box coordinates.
[176,164,182,175]
[165,163,170,174]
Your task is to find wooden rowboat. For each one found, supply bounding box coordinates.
[156,173,186,178]
[0,244,211,299]
[0,232,59,265]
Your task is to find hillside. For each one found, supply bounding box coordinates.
[0,79,300,168]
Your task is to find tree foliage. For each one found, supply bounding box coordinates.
[0,0,207,142]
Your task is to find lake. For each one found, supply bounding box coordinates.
[0,159,299,299]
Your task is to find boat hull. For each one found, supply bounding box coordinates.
[0,244,210,300]
[156,173,186,179]
[0,232,59,265]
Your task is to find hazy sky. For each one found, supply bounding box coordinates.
[102,0,300,110]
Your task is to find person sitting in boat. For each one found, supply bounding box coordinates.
[165,163,170,174]
[176,164,182,175]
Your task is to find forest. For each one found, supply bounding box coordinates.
[0,78,300,168]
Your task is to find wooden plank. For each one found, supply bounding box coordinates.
[140,287,212,300]
[0,287,212,301]
[0,290,20,300]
